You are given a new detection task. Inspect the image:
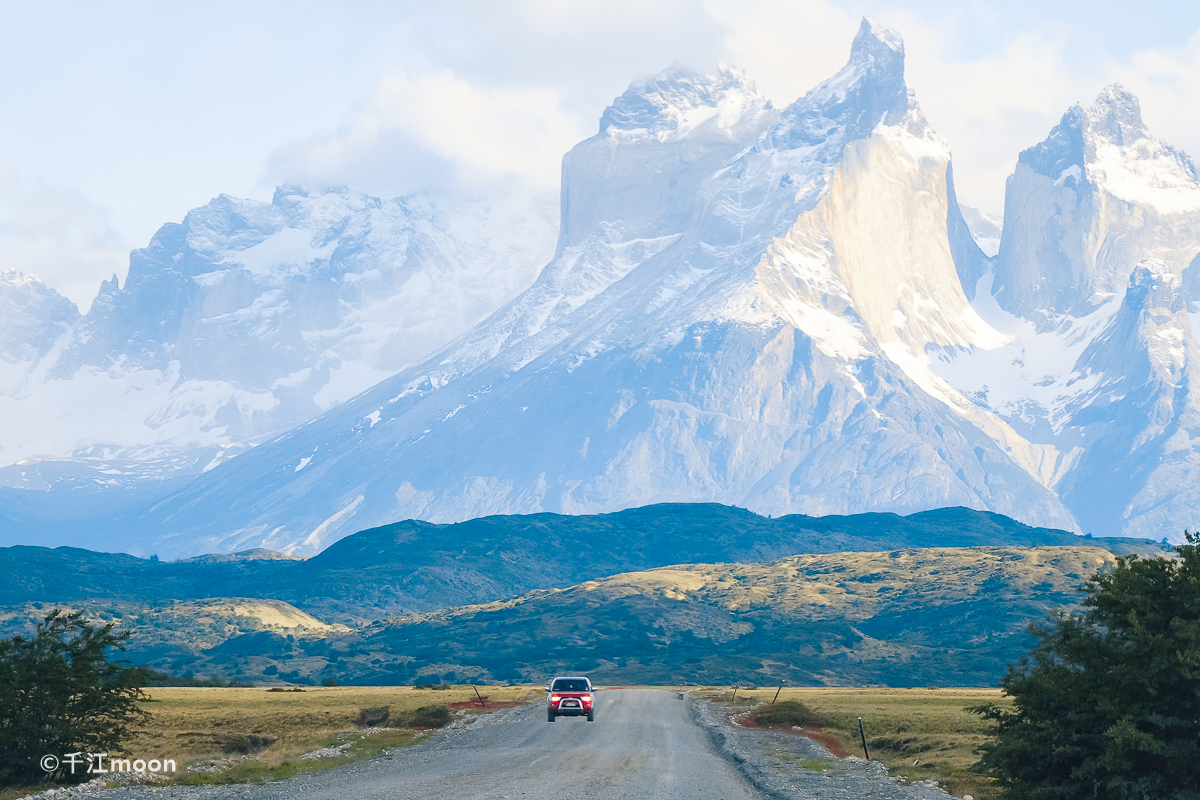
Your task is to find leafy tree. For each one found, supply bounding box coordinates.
[974,533,1200,799]
[0,610,149,787]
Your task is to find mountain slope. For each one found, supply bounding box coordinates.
[114,19,1080,557]
[0,188,554,502]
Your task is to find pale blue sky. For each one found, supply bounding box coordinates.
[1,0,1197,309]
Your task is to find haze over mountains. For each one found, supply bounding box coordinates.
[2,19,1199,557]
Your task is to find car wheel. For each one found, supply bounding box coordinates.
[547,709,556,722]
[587,709,594,722]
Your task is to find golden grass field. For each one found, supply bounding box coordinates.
[707,686,1009,799]
[129,685,541,771]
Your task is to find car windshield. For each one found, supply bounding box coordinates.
[552,679,588,692]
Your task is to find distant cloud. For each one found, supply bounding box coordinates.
[705,0,860,107]
[900,22,1086,216]
[1118,28,1200,163]
[0,163,128,312]
[265,69,588,198]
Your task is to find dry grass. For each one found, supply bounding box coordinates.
[130,685,541,777]
[409,546,1115,625]
[705,686,1007,800]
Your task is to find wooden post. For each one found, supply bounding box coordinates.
[731,685,738,702]
[858,716,870,760]
[472,685,487,708]
[771,683,784,705]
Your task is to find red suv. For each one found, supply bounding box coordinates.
[545,676,595,722]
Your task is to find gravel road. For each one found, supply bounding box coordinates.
[35,690,961,800]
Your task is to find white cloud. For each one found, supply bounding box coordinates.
[0,163,129,312]
[267,70,588,198]
[1117,28,1200,165]
[900,22,1086,216]
[704,0,860,107]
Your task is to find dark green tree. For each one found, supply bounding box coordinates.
[0,610,150,787]
[974,533,1200,799]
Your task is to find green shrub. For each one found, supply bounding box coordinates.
[974,532,1200,798]
[753,700,827,728]
[221,734,277,754]
[355,706,390,727]
[0,610,150,786]
[397,705,451,729]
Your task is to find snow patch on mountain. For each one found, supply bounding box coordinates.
[958,205,1002,257]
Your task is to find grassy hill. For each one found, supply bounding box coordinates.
[0,544,1125,687]
[1,503,1171,686]
[337,544,1117,686]
[0,503,1165,622]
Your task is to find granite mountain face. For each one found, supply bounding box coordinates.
[2,19,1200,556]
[932,85,1200,541]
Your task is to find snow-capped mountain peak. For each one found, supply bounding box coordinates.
[762,17,910,155]
[997,83,1200,321]
[0,185,555,495]
[1088,84,1148,144]
[598,64,770,144]
[1018,83,1199,214]
[557,65,777,254]
[0,271,79,366]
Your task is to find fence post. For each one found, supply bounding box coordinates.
[858,716,870,760]
[771,682,784,705]
[472,685,487,708]
[731,684,738,702]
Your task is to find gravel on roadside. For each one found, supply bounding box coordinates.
[689,694,963,800]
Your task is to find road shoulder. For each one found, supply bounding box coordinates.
[689,695,960,800]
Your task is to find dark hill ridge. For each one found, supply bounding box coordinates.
[0,503,1166,622]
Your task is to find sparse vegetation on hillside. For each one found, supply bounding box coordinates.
[0,505,1169,626]
[351,546,1119,687]
[974,533,1200,799]
[0,546,1125,688]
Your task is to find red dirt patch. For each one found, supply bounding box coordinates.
[702,693,745,703]
[449,699,526,711]
[736,715,853,758]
